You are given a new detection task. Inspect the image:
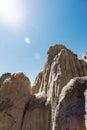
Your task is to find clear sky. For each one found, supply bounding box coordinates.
[0,0,87,84]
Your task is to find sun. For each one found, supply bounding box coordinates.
[0,0,23,28]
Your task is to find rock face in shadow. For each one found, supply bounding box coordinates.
[0,44,87,130]
[22,95,51,130]
[54,77,87,130]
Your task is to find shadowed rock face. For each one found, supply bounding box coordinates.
[0,44,87,130]
[21,95,51,130]
[54,77,87,130]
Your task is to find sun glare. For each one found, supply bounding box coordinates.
[0,0,23,28]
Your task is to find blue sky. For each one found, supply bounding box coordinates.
[0,0,87,84]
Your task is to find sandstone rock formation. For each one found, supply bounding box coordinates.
[0,72,31,130]
[0,72,51,130]
[0,44,87,130]
[33,44,87,130]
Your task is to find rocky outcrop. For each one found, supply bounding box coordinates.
[54,77,87,130]
[33,44,87,130]
[0,72,31,130]
[34,45,87,98]
[0,44,87,130]
[0,72,51,130]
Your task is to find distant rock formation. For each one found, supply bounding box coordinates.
[0,44,87,130]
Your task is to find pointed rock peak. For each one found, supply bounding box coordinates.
[47,44,66,55]
[46,44,77,65]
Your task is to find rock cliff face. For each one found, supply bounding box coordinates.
[0,44,87,130]
[33,44,87,130]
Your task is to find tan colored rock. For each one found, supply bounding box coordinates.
[0,72,31,130]
[32,72,43,94]
[1,44,87,130]
[22,95,51,130]
[37,45,87,98]
[32,44,87,130]
[0,72,51,130]
[0,73,11,88]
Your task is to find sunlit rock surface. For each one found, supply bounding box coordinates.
[0,72,51,130]
[0,72,31,130]
[33,44,87,130]
[0,44,87,130]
